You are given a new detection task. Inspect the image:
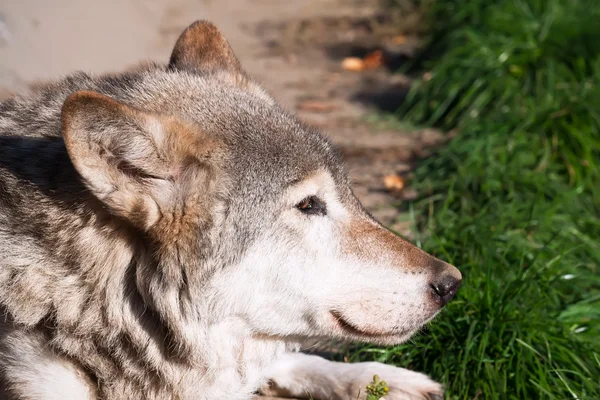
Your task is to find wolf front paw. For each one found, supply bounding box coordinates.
[350,362,443,400]
[259,353,442,400]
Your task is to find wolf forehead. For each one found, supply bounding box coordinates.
[194,83,346,187]
[150,70,348,192]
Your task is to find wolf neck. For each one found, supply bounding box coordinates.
[0,188,289,398]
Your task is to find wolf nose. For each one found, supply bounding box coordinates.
[429,275,461,306]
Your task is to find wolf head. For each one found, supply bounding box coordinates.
[61,21,461,346]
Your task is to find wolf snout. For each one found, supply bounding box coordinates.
[429,274,461,306]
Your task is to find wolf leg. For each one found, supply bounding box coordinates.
[259,352,442,400]
[0,328,95,400]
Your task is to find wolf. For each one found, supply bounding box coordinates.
[0,21,461,400]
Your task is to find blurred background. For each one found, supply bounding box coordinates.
[1,0,599,399]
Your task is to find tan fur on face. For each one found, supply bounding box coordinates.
[342,218,458,278]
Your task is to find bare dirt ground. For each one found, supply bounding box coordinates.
[1,1,440,396]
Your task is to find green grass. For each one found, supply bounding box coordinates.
[349,0,600,398]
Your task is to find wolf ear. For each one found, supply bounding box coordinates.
[62,90,182,229]
[168,20,244,76]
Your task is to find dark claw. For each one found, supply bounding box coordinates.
[426,392,444,400]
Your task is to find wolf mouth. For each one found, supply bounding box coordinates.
[329,310,406,338]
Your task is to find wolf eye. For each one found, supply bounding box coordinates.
[296,196,326,216]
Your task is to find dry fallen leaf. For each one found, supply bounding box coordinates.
[392,35,408,45]
[383,174,405,192]
[363,49,384,70]
[297,99,337,113]
[341,57,365,72]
